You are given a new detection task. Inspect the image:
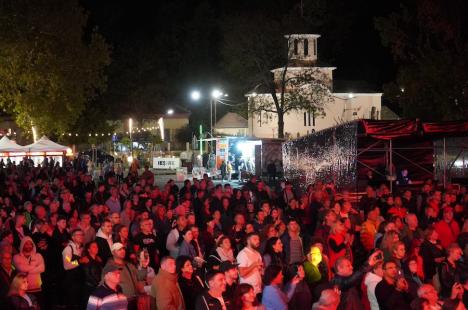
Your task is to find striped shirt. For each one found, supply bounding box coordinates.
[87,283,128,310]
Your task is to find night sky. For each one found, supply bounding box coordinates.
[80,0,400,115]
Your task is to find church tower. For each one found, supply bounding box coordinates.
[286,34,320,66]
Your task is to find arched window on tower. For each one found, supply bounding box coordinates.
[304,39,309,56]
[293,39,298,55]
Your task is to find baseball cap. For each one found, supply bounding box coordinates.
[220,261,239,272]
[111,242,125,252]
[102,264,122,275]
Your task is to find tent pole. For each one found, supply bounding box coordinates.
[389,139,393,193]
[443,138,446,189]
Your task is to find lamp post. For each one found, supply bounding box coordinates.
[128,118,133,162]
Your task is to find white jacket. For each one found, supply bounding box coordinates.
[13,236,45,292]
[364,271,383,310]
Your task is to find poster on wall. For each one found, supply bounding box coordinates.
[215,138,229,169]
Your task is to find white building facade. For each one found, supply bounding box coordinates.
[248,34,382,139]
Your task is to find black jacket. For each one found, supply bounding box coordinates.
[6,294,39,310]
[375,278,412,310]
[330,264,372,310]
[83,255,103,289]
[195,291,227,310]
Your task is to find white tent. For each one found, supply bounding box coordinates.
[0,136,25,152]
[24,136,69,152]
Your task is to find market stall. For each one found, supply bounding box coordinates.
[23,136,71,166]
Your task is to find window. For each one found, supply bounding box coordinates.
[304,39,309,56]
[312,110,316,126]
[304,112,307,126]
[294,39,299,55]
[313,39,317,56]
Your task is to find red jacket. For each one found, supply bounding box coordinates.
[434,220,460,249]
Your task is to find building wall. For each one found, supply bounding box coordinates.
[249,93,382,139]
[214,127,248,137]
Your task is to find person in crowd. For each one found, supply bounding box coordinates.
[78,213,96,245]
[133,218,160,268]
[151,256,185,310]
[362,261,383,310]
[434,206,461,249]
[232,283,266,310]
[312,288,341,310]
[62,228,86,310]
[360,207,381,253]
[328,221,352,270]
[285,263,312,309]
[402,256,423,300]
[303,244,329,292]
[261,264,299,310]
[263,237,286,269]
[86,264,128,310]
[82,241,103,304]
[390,241,406,268]
[194,270,228,310]
[220,261,238,303]
[0,250,16,304]
[281,218,304,265]
[415,283,465,309]
[375,259,412,310]
[6,273,40,310]
[438,243,464,298]
[330,250,383,310]
[178,228,197,259]
[166,215,187,258]
[420,227,446,282]
[103,242,144,310]
[176,255,205,310]
[136,249,155,296]
[95,219,113,263]
[12,237,44,307]
[237,232,263,296]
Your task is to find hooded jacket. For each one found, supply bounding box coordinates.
[95,228,113,263]
[13,236,45,292]
[151,269,185,310]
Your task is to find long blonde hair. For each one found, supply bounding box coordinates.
[8,273,28,296]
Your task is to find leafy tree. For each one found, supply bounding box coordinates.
[0,0,110,134]
[222,14,332,138]
[375,0,468,120]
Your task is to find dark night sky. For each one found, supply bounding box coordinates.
[80,0,399,112]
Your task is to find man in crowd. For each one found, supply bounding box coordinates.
[87,264,128,310]
[96,218,114,263]
[195,271,228,310]
[375,259,412,310]
[237,232,263,296]
[151,256,185,310]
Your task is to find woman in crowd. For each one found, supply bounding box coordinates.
[206,235,235,270]
[328,221,352,270]
[261,265,299,310]
[232,283,265,310]
[7,273,39,310]
[82,241,103,303]
[262,237,285,269]
[178,228,197,259]
[176,256,205,310]
[420,227,445,282]
[285,263,312,309]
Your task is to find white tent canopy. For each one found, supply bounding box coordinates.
[0,136,25,152]
[24,136,69,152]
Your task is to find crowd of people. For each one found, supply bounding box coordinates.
[0,156,468,310]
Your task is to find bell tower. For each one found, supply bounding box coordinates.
[286,34,320,66]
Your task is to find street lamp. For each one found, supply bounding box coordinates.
[167,109,174,115]
[128,118,133,162]
[190,89,227,136]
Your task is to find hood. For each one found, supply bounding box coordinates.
[96,228,111,240]
[19,236,36,255]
